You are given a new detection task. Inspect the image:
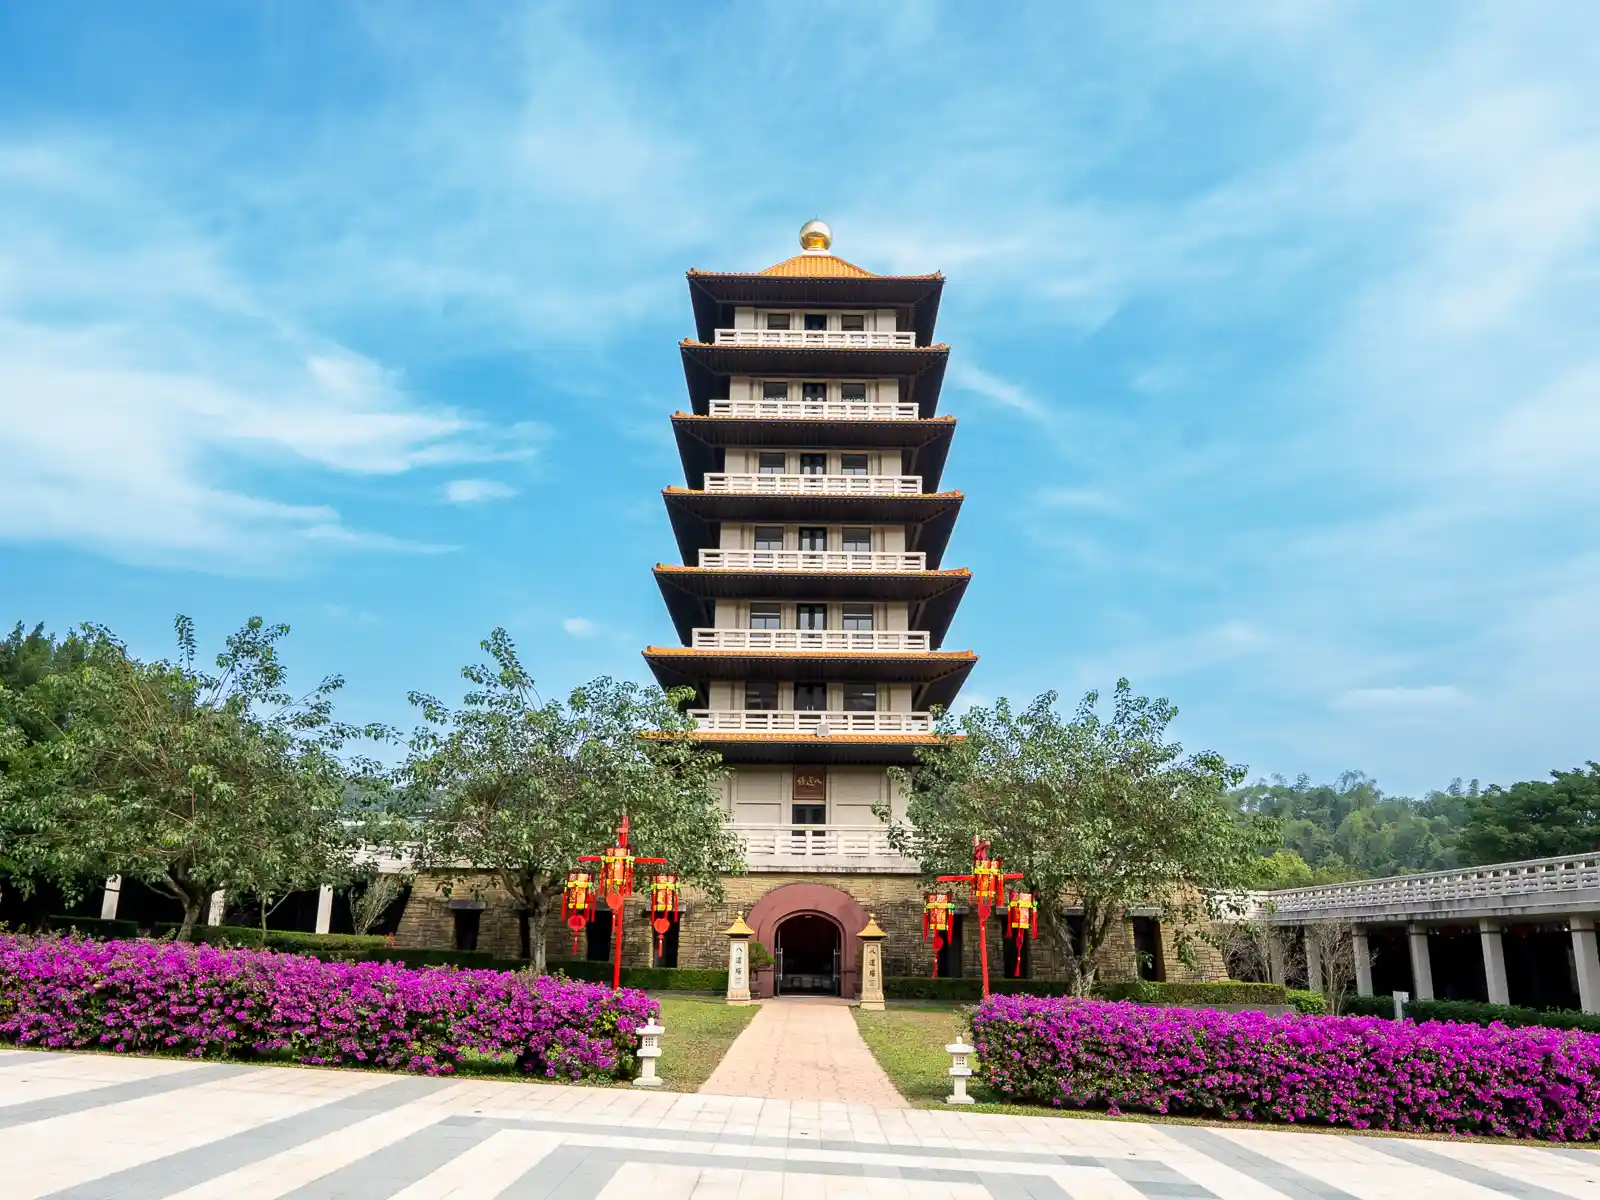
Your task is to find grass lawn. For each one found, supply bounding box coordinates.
[654,993,758,1093]
[853,1001,1000,1107]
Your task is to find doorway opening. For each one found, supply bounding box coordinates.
[776,913,841,995]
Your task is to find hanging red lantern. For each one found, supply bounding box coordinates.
[1005,890,1037,975]
[648,873,681,958]
[600,842,636,910]
[561,870,596,953]
[922,890,954,978]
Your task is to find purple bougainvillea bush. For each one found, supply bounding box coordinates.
[972,994,1600,1140]
[0,933,655,1079]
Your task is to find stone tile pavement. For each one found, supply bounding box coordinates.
[3,1046,1599,1198]
[698,998,905,1107]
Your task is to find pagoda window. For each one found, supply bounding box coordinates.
[840,454,870,476]
[842,604,875,631]
[801,381,826,402]
[744,681,779,710]
[841,527,872,553]
[799,453,827,475]
[749,604,782,630]
[798,527,827,552]
[758,452,787,474]
[840,313,866,332]
[753,525,785,550]
[794,682,828,711]
[766,312,791,331]
[842,683,878,712]
[762,381,789,401]
[840,382,867,402]
[803,313,827,331]
[796,604,827,630]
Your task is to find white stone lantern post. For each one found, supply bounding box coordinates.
[633,1018,665,1088]
[945,1039,976,1105]
[725,911,755,1005]
[857,913,887,1010]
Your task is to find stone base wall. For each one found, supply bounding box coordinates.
[395,870,1228,986]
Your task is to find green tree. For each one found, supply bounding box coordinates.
[1457,763,1600,865]
[396,628,742,973]
[886,681,1274,995]
[1,616,384,940]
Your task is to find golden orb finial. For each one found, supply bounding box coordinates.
[799,219,832,253]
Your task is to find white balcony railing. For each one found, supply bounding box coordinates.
[703,473,922,496]
[734,824,914,869]
[713,329,916,349]
[697,549,927,572]
[708,398,921,421]
[690,710,935,735]
[690,628,930,652]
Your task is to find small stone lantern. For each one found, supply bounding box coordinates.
[633,1018,665,1088]
[945,1038,976,1105]
[724,911,755,1005]
[857,912,887,1011]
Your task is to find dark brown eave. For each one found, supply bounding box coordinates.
[667,730,943,767]
[662,489,963,570]
[653,566,970,648]
[679,342,949,419]
[670,414,955,491]
[686,270,944,345]
[643,648,976,710]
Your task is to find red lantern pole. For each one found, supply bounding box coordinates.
[937,837,1023,999]
[578,814,667,991]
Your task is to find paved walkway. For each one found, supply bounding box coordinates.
[698,997,905,1107]
[3,1048,1600,1198]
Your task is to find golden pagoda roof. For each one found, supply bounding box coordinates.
[758,253,877,279]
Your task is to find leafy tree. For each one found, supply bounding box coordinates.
[886,681,1274,995]
[396,628,742,973]
[1457,764,1600,865]
[1,616,384,940]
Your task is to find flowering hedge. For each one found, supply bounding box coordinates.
[972,994,1600,1140]
[0,933,655,1079]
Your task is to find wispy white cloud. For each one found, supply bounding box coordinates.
[1331,685,1471,715]
[561,617,599,637]
[442,478,518,504]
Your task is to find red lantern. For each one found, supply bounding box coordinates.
[648,873,681,958]
[923,890,954,978]
[561,870,596,953]
[600,843,635,910]
[1005,891,1037,975]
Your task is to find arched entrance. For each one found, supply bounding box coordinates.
[776,913,842,995]
[747,882,871,1000]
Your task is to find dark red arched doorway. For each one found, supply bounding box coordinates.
[776,913,842,995]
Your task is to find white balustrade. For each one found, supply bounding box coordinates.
[713,328,917,349]
[689,709,935,735]
[732,823,911,866]
[708,398,921,421]
[690,628,930,652]
[696,549,927,572]
[703,473,922,496]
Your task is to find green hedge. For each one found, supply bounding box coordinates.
[1288,989,1327,1015]
[48,916,141,940]
[1096,980,1290,1006]
[1340,995,1600,1033]
[552,961,729,992]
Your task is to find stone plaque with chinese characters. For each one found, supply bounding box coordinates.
[792,771,826,802]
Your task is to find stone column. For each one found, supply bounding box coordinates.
[857,913,886,1011]
[1571,917,1600,1015]
[1352,927,1374,997]
[1304,929,1323,994]
[724,911,754,1005]
[1407,923,1434,1001]
[315,885,335,935]
[206,890,226,927]
[1266,935,1287,986]
[1478,918,1510,1006]
[100,875,123,921]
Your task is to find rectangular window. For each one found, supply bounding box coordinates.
[653,921,679,968]
[753,525,785,550]
[1132,917,1166,982]
[803,313,827,331]
[762,381,789,401]
[799,453,827,475]
[744,681,779,710]
[801,381,826,402]
[798,527,827,551]
[841,527,872,553]
[840,453,870,476]
[585,910,613,961]
[842,604,875,631]
[796,604,827,630]
[757,452,787,474]
[842,683,877,712]
[840,313,866,332]
[452,908,481,952]
[840,382,867,402]
[794,682,828,711]
[792,803,825,825]
[749,604,781,630]
[766,312,791,330]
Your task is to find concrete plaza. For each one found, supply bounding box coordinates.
[3,1046,1599,1199]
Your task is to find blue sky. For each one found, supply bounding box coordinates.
[3,2,1597,796]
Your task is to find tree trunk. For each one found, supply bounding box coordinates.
[504,870,554,974]
[176,891,206,942]
[160,861,209,943]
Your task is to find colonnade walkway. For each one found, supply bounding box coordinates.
[4,1046,1600,1198]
